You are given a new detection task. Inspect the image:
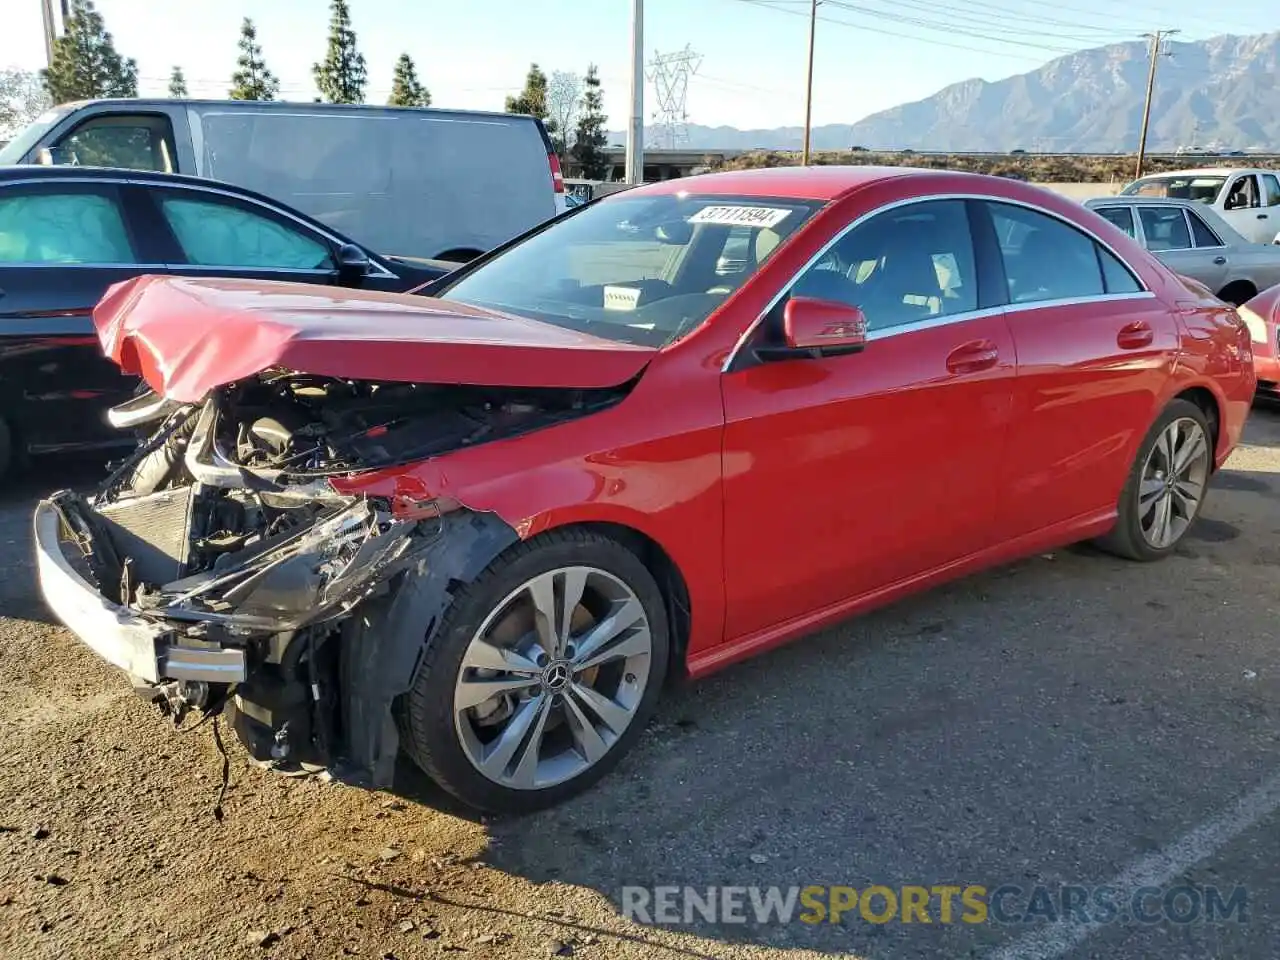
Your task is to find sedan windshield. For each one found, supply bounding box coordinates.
[1120,175,1225,204]
[439,193,821,347]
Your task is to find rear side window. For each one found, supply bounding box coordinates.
[159,195,335,270]
[1095,206,1135,238]
[1097,247,1142,294]
[987,203,1105,304]
[1137,207,1191,251]
[1187,210,1223,247]
[1264,174,1280,207]
[0,188,134,264]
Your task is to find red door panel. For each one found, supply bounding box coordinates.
[998,295,1180,539]
[720,312,1016,642]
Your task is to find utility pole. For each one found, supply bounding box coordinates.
[1135,28,1178,180]
[626,0,645,185]
[41,0,58,67]
[801,0,818,165]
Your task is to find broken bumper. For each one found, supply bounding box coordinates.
[33,500,247,685]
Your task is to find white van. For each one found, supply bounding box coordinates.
[1119,167,1280,244]
[0,99,564,262]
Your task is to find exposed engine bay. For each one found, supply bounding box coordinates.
[44,371,626,782]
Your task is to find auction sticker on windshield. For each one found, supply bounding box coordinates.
[689,205,792,229]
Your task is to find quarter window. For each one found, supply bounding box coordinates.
[158,195,335,270]
[0,188,134,264]
[1095,206,1135,238]
[1137,207,1191,251]
[1187,210,1223,247]
[786,199,977,332]
[988,202,1107,303]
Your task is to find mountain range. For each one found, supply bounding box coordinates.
[608,31,1280,153]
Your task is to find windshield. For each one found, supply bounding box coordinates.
[1119,175,1226,204]
[0,107,73,165]
[438,193,821,347]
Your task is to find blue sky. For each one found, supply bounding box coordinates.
[3,0,1277,132]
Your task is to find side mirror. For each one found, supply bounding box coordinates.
[782,296,867,352]
[335,243,371,286]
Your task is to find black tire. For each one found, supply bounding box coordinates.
[1094,398,1212,561]
[398,528,670,814]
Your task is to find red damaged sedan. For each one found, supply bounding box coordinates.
[35,167,1254,812]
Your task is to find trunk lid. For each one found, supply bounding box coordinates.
[94,275,656,402]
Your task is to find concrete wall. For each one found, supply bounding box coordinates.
[1032,182,1123,200]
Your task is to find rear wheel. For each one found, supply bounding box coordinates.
[1095,399,1212,561]
[398,530,669,813]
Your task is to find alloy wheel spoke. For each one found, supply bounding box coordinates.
[1151,493,1173,547]
[1174,426,1207,476]
[573,598,646,670]
[569,681,633,736]
[461,638,540,677]
[1139,476,1166,508]
[526,572,561,659]
[1160,425,1178,473]
[480,693,550,786]
[455,673,540,711]
[562,688,610,764]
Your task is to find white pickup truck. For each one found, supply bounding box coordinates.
[1119,167,1280,244]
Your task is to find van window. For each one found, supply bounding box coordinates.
[158,195,334,270]
[48,115,175,172]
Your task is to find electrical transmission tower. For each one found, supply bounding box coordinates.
[647,46,701,149]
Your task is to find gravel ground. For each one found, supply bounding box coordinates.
[4,408,1280,960]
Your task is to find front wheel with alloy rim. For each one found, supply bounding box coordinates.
[1095,398,1213,561]
[398,529,670,813]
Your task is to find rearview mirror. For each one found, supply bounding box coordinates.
[783,296,867,353]
[335,243,371,286]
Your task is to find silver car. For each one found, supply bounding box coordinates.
[1084,196,1280,305]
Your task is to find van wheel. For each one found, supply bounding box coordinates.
[1095,399,1212,561]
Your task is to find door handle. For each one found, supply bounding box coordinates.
[945,339,999,374]
[1117,320,1154,349]
[1213,256,1227,265]
[1258,214,1269,220]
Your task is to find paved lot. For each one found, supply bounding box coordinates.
[4,407,1280,959]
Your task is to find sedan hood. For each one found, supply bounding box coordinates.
[94,275,655,402]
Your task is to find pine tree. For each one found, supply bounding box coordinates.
[313,0,367,105]
[571,65,609,180]
[168,66,188,98]
[505,63,551,121]
[387,54,430,107]
[41,0,138,104]
[229,18,278,101]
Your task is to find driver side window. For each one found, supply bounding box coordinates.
[1225,175,1260,210]
[157,192,335,270]
[786,199,978,333]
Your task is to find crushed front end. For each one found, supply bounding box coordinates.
[32,372,619,784]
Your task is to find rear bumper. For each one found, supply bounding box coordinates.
[33,500,246,686]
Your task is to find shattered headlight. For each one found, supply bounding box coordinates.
[152,499,418,632]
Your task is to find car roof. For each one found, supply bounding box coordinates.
[0,164,245,190]
[627,165,1016,202]
[1087,196,1204,208]
[46,98,539,124]
[1132,167,1258,179]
